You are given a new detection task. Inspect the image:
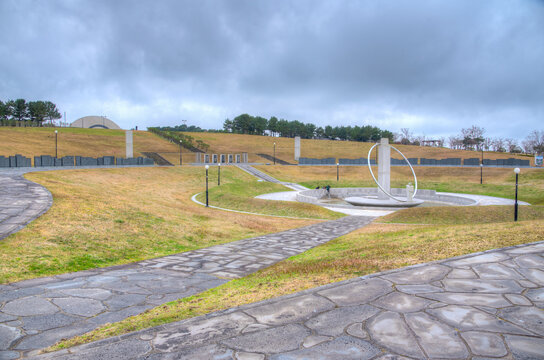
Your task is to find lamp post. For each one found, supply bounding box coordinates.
[218,163,221,186]
[205,165,209,207]
[514,167,520,221]
[179,140,183,166]
[480,163,483,185]
[273,142,276,165]
[337,162,339,182]
[55,130,58,158]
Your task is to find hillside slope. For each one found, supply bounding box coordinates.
[0,127,179,160]
[182,132,534,165]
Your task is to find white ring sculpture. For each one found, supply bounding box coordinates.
[367,143,418,202]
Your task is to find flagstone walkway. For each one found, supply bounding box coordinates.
[0,173,52,241]
[0,215,374,359]
[30,241,544,360]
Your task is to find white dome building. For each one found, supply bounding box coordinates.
[71,116,122,130]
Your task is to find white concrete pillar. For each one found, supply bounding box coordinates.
[294,136,301,161]
[378,138,391,199]
[125,130,133,158]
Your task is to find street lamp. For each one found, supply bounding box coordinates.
[179,140,183,166]
[514,167,520,221]
[205,165,209,207]
[480,163,483,185]
[55,130,58,158]
[273,142,276,165]
[337,162,339,182]
[218,163,221,186]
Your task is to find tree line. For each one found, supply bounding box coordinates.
[398,125,544,155]
[0,99,61,125]
[223,114,394,142]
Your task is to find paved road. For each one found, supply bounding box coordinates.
[0,214,373,358]
[31,241,544,360]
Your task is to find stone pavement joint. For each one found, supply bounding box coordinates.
[0,174,52,241]
[29,241,544,360]
[0,206,374,358]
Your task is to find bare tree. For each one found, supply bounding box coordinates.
[461,125,486,151]
[522,130,544,154]
[482,138,493,151]
[449,136,463,149]
[399,128,413,145]
[504,138,519,153]
[492,138,506,152]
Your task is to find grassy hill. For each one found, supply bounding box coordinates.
[0,127,179,161]
[180,132,534,165]
[0,128,535,166]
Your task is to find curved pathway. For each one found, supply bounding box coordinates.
[0,214,374,358]
[32,241,544,360]
[0,172,52,241]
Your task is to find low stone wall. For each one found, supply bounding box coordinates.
[296,187,477,206]
[1,154,154,168]
[0,155,31,168]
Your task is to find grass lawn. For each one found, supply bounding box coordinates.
[258,165,544,205]
[54,206,544,350]
[0,127,179,161]
[0,166,322,284]
[183,132,534,165]
[195,176,342,219]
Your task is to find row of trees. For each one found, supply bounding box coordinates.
[223,114,394,142]
[0,99,61,124]
[398,125,544,154]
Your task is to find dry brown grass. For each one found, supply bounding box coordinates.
[256,164,541,184]
[0,167,315,283]
[0,127,178,161]
[55,217,544,350]
[183,132,533,164]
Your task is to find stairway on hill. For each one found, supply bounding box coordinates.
[141,152,174,166]
[256,153,293,165]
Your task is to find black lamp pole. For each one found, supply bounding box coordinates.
[514,168,519,221]
[55,130,58,158]
[480,164,483,185]
[218,163,221,185]
[273,142,276,165]
[337,162,339,182]
[179,140,183,166]
[205,165,209,207]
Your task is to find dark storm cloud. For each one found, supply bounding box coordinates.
[0,0,543,139]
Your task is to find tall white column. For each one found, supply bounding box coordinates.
[125,130,133,158]
[294,136,301,161]
[378,138,390,199]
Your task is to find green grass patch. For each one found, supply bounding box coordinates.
[196,176,343,219]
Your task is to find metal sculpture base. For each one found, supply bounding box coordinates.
[344,196,423,208]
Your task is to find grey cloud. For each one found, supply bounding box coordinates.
[0,0,543,139]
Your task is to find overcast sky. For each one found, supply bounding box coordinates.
[1,0,543,140]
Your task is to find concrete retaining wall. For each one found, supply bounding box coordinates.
[0,155,155,168]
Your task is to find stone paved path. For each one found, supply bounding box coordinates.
[0,215,374,359]
[30,241,544,360]
[0,173,52,241]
